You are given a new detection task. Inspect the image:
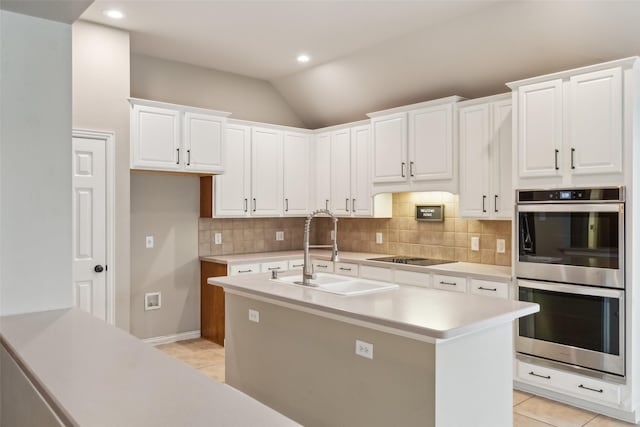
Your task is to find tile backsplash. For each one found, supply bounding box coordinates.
[199,192,512,267]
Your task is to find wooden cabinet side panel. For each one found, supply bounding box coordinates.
[200,261,228,345]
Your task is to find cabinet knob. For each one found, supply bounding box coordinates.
[94,265,104,273]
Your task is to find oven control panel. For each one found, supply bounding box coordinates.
[517,187,623,203]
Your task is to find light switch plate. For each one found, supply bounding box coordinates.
[375,232,383,244]
[248,309,260,323]
[471,236,480,252]
[276,231,284,241]
[214,232,222,245]
[355,340,373,359]
[496,239,506,254]
[145,236,154,249]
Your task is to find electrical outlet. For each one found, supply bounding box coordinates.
[214,232,222,245]
[276,231,284,241]
[355,340,373,359]
[496,239,506,254]
[248,309,260,323]
[144,292,161,311]
[145,236,154,249]
[375,232,383,244]
[330,230,335,241]
[471,236,480,252]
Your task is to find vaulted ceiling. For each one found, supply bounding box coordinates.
[81,0,640,128]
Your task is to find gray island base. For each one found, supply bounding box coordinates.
[211,273,539,427]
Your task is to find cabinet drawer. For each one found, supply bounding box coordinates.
[288,259,305,270]
[433,274,466,292]
[360,265,393,282]
[312,260,334,273]
[394,269,431,288]
[260,261,288,273]
[335,262,359,277]
[516,360,621,406]
[229,263,260,275]
[470,279,509,299]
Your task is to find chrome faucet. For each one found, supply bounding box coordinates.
[302,209,339,286]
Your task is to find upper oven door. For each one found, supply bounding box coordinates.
[516,203,624,288]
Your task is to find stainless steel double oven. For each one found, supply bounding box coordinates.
[515,187,625,377]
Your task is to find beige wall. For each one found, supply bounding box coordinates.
[1,11,72,315]
[72,21,131,330]
[130,174,200,339]
[130,53,305,128]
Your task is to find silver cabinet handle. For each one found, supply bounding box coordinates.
[478,286,497,292]
[252,198,256,212]
[440,281,457,286]
[325,199,329,210]
[529,371,551,380]
[339,267,352,271]
[352,198,356,212]
[494,195,498,213]
[316,264,328,268]
[291,264,303,268]
[409,161,415,177]
[176,148,180,164]
[401,162,406,178]
[244,198,248,213]
[267,267,281,271]
[238,269,253,273]
[285,198,289,212]
[482,195,487,213]
[345,198,349,212]
[571,147,576,169]
[578,384,603,393]
[187,149,191,166]
[554,149,559,170]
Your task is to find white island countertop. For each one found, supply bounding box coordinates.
[0,309,299,427]
[210,272,538,341]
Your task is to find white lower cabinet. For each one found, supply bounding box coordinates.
[469,279,509,299]
[260,261,288,273]
[312,260,334,273]
[288,259,304,270]
[394,269,431,288]
[432,274,467,293]
[516,360,621,406]
[229,263,260,275]
[335,262,359,277]
[360,265,393,282]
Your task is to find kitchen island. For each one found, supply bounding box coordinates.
[210,272,539,427]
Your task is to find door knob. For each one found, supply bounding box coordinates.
[94,265,104,273]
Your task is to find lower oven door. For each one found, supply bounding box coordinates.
[517,279,625,376]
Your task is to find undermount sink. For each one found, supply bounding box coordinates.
[272,273,399,296]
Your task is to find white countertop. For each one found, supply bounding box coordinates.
[0,309,299,427]
[201,250,513,282]
[209,273,538,341]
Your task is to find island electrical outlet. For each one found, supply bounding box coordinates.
[248,309,260,323]
[355,340,373,359]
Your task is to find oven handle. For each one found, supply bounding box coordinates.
[517,279,624,299]
[517,203,622,213]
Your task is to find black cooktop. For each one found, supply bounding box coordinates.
[367,256,456,267]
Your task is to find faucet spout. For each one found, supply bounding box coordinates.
[302,209,339,286]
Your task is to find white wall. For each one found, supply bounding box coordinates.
[72,21,131,330]
[0,11,72,315]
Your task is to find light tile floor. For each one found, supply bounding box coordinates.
[157,339,637,427]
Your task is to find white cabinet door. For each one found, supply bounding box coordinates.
[331,129,352,215]
[371,113,407,183]
[214,124,251,216]
[131,104,181,170]
[409,104,454,181]
[350,125,372,216]
[491,100,513,218]
[183,112,224,173]
[314,133,331,211]
[283,132,310,216]
[518,79,563,179]
[251,127,283,216]
[568,68,622,176]
[458,103,490,218]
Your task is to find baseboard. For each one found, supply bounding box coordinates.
[143,330,201,346]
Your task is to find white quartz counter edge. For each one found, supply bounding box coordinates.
[210,273,538,341]
[0,309,299,427]
[201,250,513,282]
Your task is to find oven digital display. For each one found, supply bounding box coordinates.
[559,191,572,200]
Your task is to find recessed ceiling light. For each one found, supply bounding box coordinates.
[103,9,125,19]
[297,54,310,63]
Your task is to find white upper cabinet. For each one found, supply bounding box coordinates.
[368,96,462,193]
[283,131,310,216]
[251,127,284,216]
[351,125,373,216]
[313,133,331,211]
[459,95,513,219]
[509,58,635,189]
[214,124,251,217]
[183,112,225,173]
[568,68,622,176]
[331,128,352,215]
[129,98,229,173]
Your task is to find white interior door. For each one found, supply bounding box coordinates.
[72,134,108,321]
